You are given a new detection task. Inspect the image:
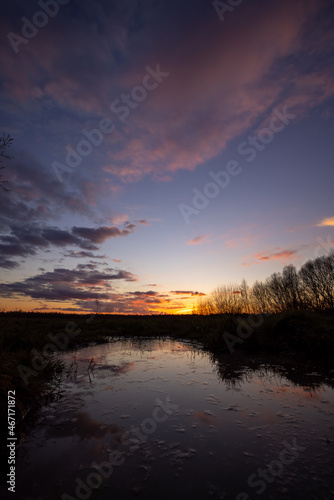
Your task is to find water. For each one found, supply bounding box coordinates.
[4,338,334,499]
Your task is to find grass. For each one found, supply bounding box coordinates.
[1,309,333,361]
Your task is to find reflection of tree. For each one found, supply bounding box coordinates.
[208,349,334,392]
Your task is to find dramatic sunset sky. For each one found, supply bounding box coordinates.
[0,0,333,313]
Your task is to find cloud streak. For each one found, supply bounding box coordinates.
[317,216,334,227]
[0,264,138,302]
[244,249,299,266]
[187,235,207,245]
[0,223,136,268]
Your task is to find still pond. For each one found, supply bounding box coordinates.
[5,338,334,499]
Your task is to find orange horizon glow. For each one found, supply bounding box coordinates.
[0,296,196,315]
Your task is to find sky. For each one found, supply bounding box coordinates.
[0,0,334,314]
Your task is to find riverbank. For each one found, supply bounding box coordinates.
[2,309,333,358]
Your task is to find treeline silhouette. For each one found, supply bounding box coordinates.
[196,251,334,315]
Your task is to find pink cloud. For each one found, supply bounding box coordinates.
[109,213,129,225]
[137,220,151,226]
[100,2,333,182]
[1,1,333,184]
[253,249,298,263]
[187,235,207,245]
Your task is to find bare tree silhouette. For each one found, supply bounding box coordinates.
[196,252,334,315]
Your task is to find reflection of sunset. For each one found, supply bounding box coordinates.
[274,385,323,401]
[254,411,277,425]
[194,411,217,426]
[252,378,325,402]
[95,361,135,375]
[45,412,123,441]
[117,362,135,374]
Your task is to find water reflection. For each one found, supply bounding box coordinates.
[210,350,334,392]
[45,411,124,442]
[2,338,334,500]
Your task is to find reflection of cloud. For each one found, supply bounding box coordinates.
[270,385,322,402]
[194,411,217,426]
[96,361,135,375]
[46,412,123,441]
[117,362,135,374]
[254,410,277,426]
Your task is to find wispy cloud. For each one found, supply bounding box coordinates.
[317,216,334,227]
[187,235,207,245]
[254,250,298,262]
[72,225,134,243]
[244,248,299,266]
[0,224,136,269]
[0,264,138,302]
[63,251,107,259]
[128,291,158,297]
